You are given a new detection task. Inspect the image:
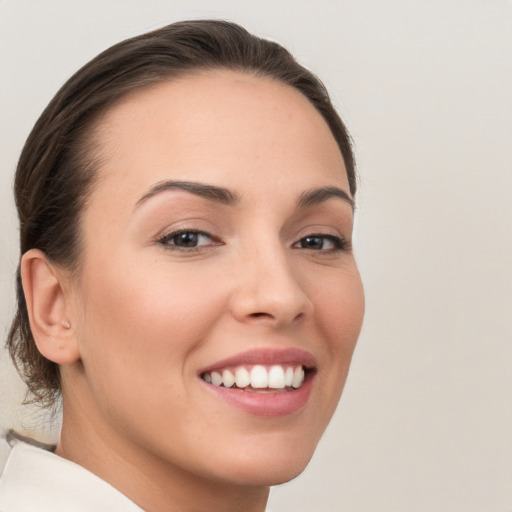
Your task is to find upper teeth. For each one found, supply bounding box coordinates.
[202,364,306,390]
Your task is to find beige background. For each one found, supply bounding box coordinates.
[1,1,511,510]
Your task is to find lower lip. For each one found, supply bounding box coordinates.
[201,374,314,417]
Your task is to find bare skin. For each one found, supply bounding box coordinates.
[23,70,364,512]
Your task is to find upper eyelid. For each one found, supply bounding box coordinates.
[156,231,219,253]
[156,224,215,239]
[155,225,350,249]
[158,229,214,242]
[291,224,346,241]
[294,233,349,246]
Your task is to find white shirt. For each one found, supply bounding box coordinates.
[0,442,143,511]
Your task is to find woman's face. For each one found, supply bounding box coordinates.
[64,70,364,486]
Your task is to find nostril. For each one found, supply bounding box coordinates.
[248,311,305,323]
[250,312,271,318]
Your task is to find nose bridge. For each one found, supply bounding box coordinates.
[230,234,312,326]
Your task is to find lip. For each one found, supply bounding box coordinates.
[198,348,316,374]
[198,348,317,416]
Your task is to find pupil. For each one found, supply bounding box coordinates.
[176,232,198,247]
[304,236,323,249]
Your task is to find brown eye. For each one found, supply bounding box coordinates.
[301,236,326,250]
[173,232,200,247]
[158,230,215,250]
[294,235,347,252]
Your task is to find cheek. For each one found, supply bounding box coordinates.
[308,266,364,405]
[312,266,365,354]
[75,259,229,391]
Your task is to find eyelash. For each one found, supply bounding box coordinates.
[292,234,351,253]
[157,230,219,252]
[157,230,351,253]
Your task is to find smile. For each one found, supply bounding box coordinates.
[201,364,306,391]
[198,348,316,416]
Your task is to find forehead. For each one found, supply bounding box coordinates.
[90,70,348,205]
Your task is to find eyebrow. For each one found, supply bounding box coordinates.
[135,180,240,209]
[297,186,354,210]
[135,180,354,211]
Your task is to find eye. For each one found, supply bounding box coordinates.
[293,234,349,252]
[157,230,217,250]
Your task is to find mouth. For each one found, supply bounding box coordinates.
[201,364,309,392]
[198,349,317,416]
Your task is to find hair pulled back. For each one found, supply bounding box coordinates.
[7,19,356,408]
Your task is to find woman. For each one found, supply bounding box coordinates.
[1,20,364,511]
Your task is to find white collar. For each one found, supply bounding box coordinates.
[0,442,143,511]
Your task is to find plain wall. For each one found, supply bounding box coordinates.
[1,1,511,510]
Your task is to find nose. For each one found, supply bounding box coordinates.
[229,243,313,328]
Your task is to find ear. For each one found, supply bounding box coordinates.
[20,249,80,365]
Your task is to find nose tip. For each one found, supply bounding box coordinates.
[229,258,313,328]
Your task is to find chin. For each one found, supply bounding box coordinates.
[218,461,310,488]
[250,461,310,487]
[208,437,317,487]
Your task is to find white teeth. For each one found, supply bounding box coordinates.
[222,369,235,388]
[291,366,305,388]
[211,371,223,386]
[284,367,294,387]
[235,367,251,388]
[250,365,268,388]
[268,365,285,389]
[202,364,307,390]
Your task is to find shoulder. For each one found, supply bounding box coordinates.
[0,440,142,512]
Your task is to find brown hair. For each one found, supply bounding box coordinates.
[7,19,356,409]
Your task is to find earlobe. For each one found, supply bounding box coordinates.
[20,249,80,365]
